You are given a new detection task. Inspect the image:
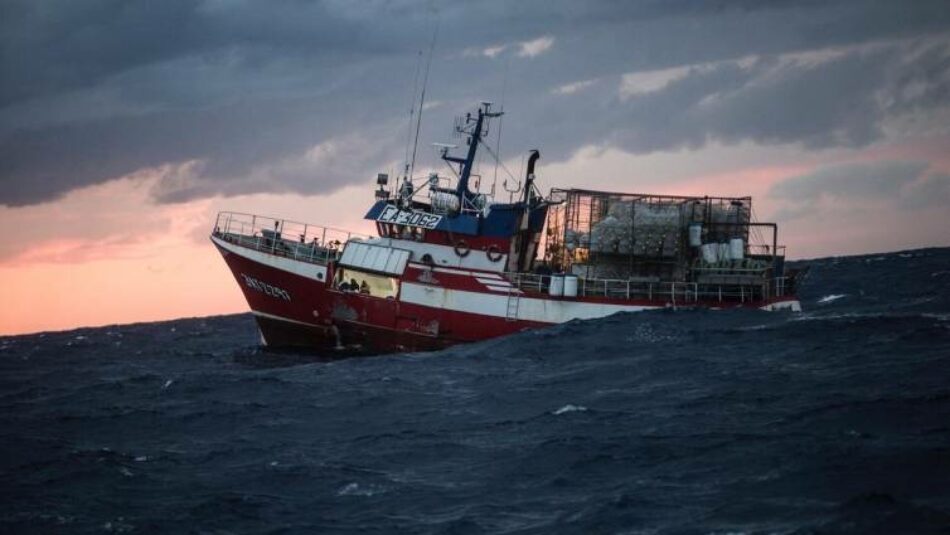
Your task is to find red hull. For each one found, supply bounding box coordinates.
[213,238,542,354]
[213,236,800,355]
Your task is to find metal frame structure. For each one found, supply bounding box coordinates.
[542,188,789,293]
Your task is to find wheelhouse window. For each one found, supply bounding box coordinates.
[377,223,425,241]
[334,267,398,298]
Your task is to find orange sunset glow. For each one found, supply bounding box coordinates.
[2,2,949,336]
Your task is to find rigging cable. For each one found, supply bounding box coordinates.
[481,139,519,186]
[409,18,440,182]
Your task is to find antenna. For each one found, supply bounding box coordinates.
[493,56,510,196]
[402,50,424,178]
[409,18,439,182]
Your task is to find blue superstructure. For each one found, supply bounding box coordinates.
[364,102,550,246]
[364,200,545,237]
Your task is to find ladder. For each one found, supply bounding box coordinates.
[505,289,521,321]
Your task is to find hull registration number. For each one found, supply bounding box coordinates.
[376,205,442,229]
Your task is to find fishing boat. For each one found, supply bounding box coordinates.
[211,103,805,353]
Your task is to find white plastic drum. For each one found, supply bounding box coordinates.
[688,223,702,247]
[563,275,579,297]
[701,243,718,264]
[549,275,565,297]
[729,238,745,260]
[718,243,731,262]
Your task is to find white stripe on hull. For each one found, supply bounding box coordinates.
[485,285,521,294]
[251,310,322,328]
[400,282,802,323]
[400,282,657,323]
[476,277,509,286]
[212,235,329,283]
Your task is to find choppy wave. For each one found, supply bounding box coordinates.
[1,247,949,533]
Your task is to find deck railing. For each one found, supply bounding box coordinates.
[212,211,369,265]
[506,272,792,304]
[506,272,702,303]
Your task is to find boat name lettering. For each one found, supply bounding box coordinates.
[241,273,291,302]
[377,205,442,229]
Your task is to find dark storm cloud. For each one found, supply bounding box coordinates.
[768,159,950,219]
[770,160,928,201]
[1,0,950,206]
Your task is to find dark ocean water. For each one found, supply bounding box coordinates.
[2,248,950,534]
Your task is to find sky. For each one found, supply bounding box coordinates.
[2,0,950,335]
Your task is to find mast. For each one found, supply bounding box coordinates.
[457,106,486,196]
[442,102,501,205]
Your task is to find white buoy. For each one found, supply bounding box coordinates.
[430,192,460,213]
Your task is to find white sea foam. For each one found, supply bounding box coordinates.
[553,404,588,415]
[817,294,846,304]
[736,323,771,331]
[625,324,679,343]
[337,482,383,496]
[102,517,134,533]
[162,380,173,390]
